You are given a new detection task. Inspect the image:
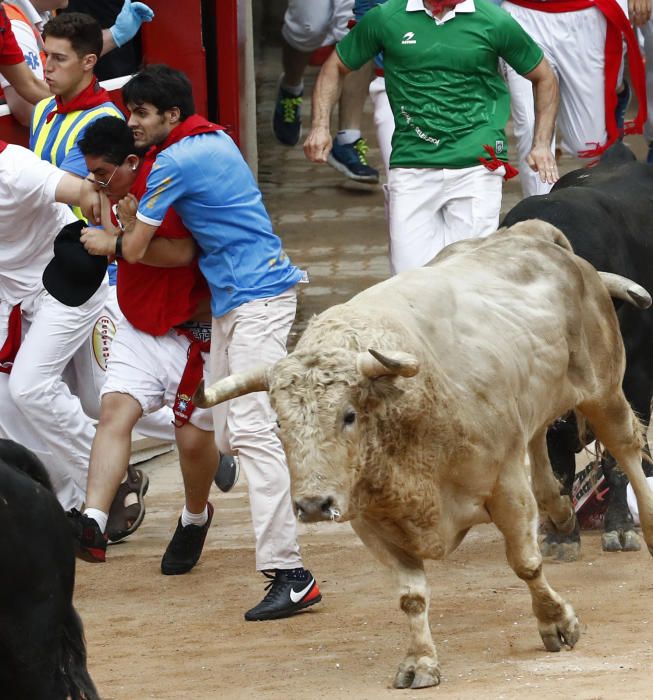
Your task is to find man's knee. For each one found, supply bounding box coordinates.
[97,392,142,434]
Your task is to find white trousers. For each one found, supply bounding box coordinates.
[369,75,393,177]
[282,0,354,52]
[502,1,627,197]
[388,165,503,274]
[0,285,175,510]
[2,285,107,509]
[209,288,302,572]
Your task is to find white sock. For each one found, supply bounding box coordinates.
[336,129,361,145]
[280,75,303,96]
[181,505,208,528]
[84,508,108,533]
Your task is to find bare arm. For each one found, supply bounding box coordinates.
[54,172,84,205]
[100,28,118,57]
[0,60,50,103]
[524,57,559,184]
[303,51,352,163]
[3,84,33,126]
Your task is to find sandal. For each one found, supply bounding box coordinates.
[106,465,150,543]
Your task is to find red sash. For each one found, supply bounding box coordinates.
[0,304,21,374]
[508,0,647,157]
[172,325,211,427]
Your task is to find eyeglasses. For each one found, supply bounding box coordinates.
[86,164,119,189]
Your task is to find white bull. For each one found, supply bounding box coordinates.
[194,221,653,690]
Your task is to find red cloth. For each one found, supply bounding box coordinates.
[171,325,211,427]
[149,114,223,157]
[0,140,7,154]
[508,0,647,157]
[0,6,25,65]
[0,303,22,374]
[479,144,519,180]
[424,0,467,13]
[45,77,113,123]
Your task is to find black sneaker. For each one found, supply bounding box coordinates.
[67,509,108,563]
[214,454,240,493]
[327,137,379,183]
[272,83,303,146]
[161,502,214,575]
[244,568,322,621]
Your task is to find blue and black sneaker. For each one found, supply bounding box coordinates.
[327,137,379,183]
[273,84,303,146]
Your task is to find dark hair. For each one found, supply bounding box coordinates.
[79,116,138,165]
[123,64,195,120]
[43,12,103,59]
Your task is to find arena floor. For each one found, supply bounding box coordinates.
[74,52,653,699]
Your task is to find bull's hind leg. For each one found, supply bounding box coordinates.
[487,465,580,652]
[351,516,440,689]
[580,394,653,555]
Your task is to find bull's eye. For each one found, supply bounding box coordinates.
[343,409,356,425]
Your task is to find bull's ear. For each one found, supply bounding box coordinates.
[357,349,419,379]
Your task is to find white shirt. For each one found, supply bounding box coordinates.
[0,144,77,304]
[406,0,476,25]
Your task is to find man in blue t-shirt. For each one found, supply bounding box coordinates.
[78,64,322,623]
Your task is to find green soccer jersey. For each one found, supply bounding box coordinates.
[336,0,543,169]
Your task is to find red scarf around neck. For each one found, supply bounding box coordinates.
[46,77,112,123]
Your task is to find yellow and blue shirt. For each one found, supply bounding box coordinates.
[29,96,123,177]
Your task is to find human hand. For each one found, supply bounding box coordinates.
[527,144,558,185]
[80,179,102,225]
[629,0,651,25]
[110,0,155,47]
[116,193,140,232]
[303,125,333,164]
[80,227,118,257]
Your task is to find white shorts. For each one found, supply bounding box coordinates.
[101,319,213,432]
[387,164,503,274]
[282,0,354,52]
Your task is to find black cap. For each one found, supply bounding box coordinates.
[42,220,108,307]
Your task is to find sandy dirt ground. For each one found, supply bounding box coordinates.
[74,46,653,700]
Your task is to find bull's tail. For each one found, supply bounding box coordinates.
[598,272,652,309]
[57,606,101,700]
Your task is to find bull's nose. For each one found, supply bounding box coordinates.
[294,496,339,522]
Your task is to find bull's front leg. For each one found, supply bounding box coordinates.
[351,517,440,689]
[487,464,580,652]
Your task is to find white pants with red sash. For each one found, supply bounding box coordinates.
[502,0,628,197]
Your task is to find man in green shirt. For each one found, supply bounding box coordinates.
[305,0,559,274]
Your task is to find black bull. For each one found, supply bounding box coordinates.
[0,439,99,700]
[502,143,653,556]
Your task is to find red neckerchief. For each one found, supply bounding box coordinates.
[0,140,7,154]
[131,115,224,198]
[45,77,112,123]
[424,0,467,14]
[508,0,646,157]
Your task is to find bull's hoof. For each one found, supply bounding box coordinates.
[539,519,581,562]
[393,658,441,690]
[538,603,580,652]
[601,529,642,552]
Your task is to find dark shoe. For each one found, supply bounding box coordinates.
[107,466,149,543]
[273,83,303,146]
[615,79,630,134]
[244,568,322,621]
[647,142,653,165]
[68,509,108,563]
[161,502,214,575]
[327,137,379,183]
[214,453,240,493]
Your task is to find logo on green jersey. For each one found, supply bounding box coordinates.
[402,31,416,45]
[495,140,504,154]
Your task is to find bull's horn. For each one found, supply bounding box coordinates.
[357,348,419,378]
[193,366,270,408]
[598,272,652,309]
